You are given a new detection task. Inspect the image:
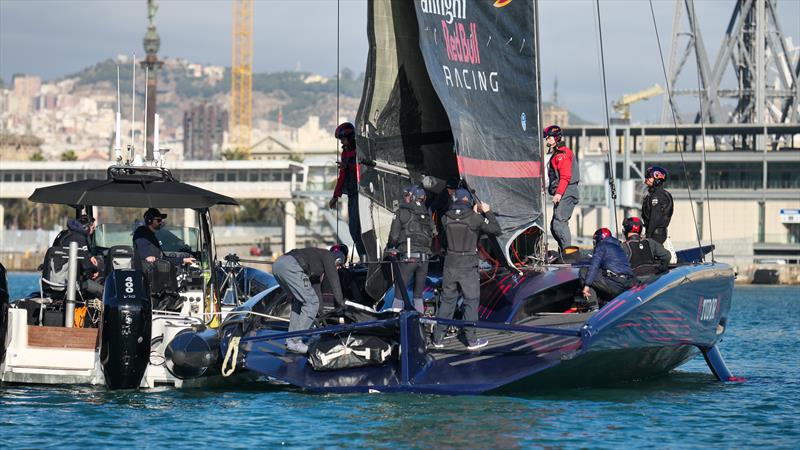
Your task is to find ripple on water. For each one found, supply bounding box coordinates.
[2,281,799,448]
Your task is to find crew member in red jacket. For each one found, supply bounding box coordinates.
[329,122,367,261]
[544,125,580,253]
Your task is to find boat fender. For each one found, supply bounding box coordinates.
[164,327,221,379]
[100,269,152,390]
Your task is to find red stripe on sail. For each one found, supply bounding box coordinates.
[457,156,541,179]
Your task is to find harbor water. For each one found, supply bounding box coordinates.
[1,272,798,448]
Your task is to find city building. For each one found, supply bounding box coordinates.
[182,103,228,160]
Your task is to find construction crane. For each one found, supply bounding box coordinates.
[613,84,664,121]
[231,0,253,155]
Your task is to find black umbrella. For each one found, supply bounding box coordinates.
[29,166,238,208]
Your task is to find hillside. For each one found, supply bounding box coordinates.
[61,58,364,131]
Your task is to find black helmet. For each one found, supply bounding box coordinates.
[622,216,643,235]
[645,165,668,186]
[330,244,348,265]
[543,124,563,140]
[334,122,355,139]
[450,188,473,209]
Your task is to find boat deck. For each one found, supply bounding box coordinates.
[429,312,591,361]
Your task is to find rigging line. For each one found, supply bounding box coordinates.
[593,0,619,237]
[532,0,549,263]
[687,0,715,262]
[335,0,341,243]
[648,0,704,255]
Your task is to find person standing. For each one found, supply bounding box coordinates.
[580,228,635,310]
[621,216,671,276]
[272,247,345,354]
[328,122,367,262]
[544,125,580,253]
[387,185,435,313]
[641,165,673,245]
[432,188,501,351]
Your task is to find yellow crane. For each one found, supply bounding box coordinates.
[231,0,253,155]
[613,84,664,121]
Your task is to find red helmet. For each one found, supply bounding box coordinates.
[334,122,355,139]
[543,124,562,139]
[593,227,613,247]
[622,217,643,235]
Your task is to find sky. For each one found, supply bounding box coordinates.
[1,0,798,124]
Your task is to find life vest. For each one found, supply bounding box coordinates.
[397,205,433,253]
[547,144,580,196]
[444,210,478,255]
[624,237,658,276]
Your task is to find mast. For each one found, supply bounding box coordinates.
[533,0,549,261]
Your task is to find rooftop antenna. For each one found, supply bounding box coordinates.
[142,66,149,162]
[114,65,122,162]
[129,53,136,163]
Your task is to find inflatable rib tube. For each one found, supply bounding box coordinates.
[164,328,221,379]
[0,262,9,365]
[100,269,152,389]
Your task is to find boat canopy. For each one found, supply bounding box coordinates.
[357,0,544,265]
[28,165,239,209]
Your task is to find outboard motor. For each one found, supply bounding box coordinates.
[0,262,9,364]
[164,328,221,379]
[100,269,152,389]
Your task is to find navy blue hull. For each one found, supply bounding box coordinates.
[234,263,734,395]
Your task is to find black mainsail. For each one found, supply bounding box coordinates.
[357,0,544,265]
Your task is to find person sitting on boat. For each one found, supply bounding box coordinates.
[387,185,435,313]
[432,188,501,351]
[132,208,196,268]
[581,228,636,310]
[642,165,673,245]
[54,214,103,299]
[544,124,580,254]
[273,247,346,354]
[622,216,670,277]
[328,122,367,263]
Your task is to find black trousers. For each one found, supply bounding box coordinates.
[393,260,429,311]
[434,263,480,342]
[580,268,634,305]
[647,227,668,244]
[347,193,367,257]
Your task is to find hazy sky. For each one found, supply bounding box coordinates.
[1,0,798,123]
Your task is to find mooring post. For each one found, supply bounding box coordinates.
[65,241,78,327]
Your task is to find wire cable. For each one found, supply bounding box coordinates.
[648,0,704,255]
[592,0,619,237]
[687,0,715,262]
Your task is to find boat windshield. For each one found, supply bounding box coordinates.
[94,223,201,253]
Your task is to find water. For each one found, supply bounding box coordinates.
[2,273,799,448]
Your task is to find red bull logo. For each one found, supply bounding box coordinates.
[494,0,513,7]
[441,21,480,65]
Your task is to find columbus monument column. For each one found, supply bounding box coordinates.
[142,0,163,161]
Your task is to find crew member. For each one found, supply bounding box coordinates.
[273,247,345,354]
[429,177,459,254]
[55,215,102,298]
[328,243,365,306]
[328,122,367,262]
[432,188,501,351]
[581,228,635,310]
[132,208,195,268]
[544,125,580,253]
[622,216,671,276]
[387,185,435,313]
[642,165,673,245]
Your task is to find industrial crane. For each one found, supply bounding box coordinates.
[613,84,664,121]
[231,0,253,155]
